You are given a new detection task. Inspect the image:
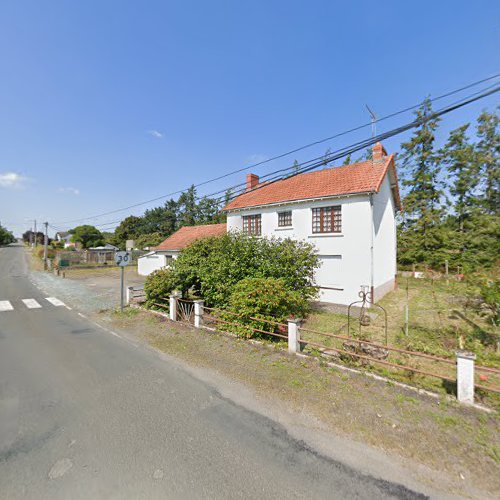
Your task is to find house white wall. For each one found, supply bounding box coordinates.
[137,251,178,276]
[227,194,378,305]
[372,175,397,301]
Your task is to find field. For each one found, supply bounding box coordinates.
[302,276,500,406]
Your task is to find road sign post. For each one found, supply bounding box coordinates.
[115,251,131,312]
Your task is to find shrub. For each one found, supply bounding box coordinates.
[170,232,319,307]
[144,268,178,308]
[220,277,310,338]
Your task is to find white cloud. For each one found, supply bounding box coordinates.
[0,172,29,189]
[58,187,80,196]
[147,129,164,139]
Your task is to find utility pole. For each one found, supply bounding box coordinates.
[34,219,37,248]
[43,222,49,266]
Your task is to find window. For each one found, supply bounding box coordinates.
[278,211,292,227]
[242,214,261,235]
[312,206,341,233]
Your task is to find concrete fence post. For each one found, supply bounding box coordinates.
[456,351,476,404]
[193,300,204,328]
[288,318,301,354]
[169,292,180,321]
[126,286,134,305]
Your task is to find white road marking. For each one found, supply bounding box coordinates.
[22,298,42,309]
[45,297,66,307]
[0,300,14,311]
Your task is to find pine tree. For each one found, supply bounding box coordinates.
[441,124,480,232]
[399,98,444,262]
[475,109,500,214]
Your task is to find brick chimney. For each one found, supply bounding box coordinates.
[372,142,387,163]
[246,173,259,191]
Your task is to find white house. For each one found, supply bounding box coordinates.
[54,231,74,249]
[137,223,227,276]
[223,143,401,305]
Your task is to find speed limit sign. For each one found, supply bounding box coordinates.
[115,251,131,267]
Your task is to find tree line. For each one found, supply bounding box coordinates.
[398,102,499,272]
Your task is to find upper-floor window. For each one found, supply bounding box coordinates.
[278,211,292,227]
[243,214,261,235]
[312,206,341,233]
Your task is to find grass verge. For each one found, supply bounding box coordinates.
[104,308,499,496]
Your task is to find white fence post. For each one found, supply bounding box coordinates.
[288,318,301,354]
[126,286,134,305]
[193,300,204,328]
[456,351,476,404]
[169,292,180,321]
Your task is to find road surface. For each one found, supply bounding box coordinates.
[0,244,427,499]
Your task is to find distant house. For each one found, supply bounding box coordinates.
[223,143,401,305]
[55,231,74,249]
[137,223,227,276]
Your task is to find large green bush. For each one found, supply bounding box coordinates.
[172,232,319,307]
[144,268,178,308]
[220,277,309,338]
[143,232,320,310]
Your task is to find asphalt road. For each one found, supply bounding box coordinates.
[0,244,428,499]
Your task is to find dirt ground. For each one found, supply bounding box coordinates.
[102,308,499,498]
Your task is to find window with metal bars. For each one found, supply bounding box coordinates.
[277,211,292,227]
[312,206,341,233]
[242,214,262,235]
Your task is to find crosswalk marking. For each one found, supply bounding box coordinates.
[0,297,67,312]
[0,300,14,311]
[22,298,42,309]
[45,297,66,307]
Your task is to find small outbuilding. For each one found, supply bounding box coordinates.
[137,223,226,276]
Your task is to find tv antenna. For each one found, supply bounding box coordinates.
[365,104,377,138]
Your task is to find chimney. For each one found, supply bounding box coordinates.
[246,173,259,191]
[372,142,387,163]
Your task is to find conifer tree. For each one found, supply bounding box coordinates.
[399,98,444,262]
[475,109,500,214]
[441,124,480,232]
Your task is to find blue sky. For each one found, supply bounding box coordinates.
[0,1,498,236]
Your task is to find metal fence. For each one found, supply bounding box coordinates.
[163,294,500,405]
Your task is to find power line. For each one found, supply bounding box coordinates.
[51,73,500,226]
[61,83,499,231]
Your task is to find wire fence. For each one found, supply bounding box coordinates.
[165,297,500,398]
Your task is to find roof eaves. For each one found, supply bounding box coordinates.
[224,190,373,212]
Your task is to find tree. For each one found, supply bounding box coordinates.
[21,230,44,245]
[135,232,165,249]
[112,216,143,248]
[441,124,480,231]
[475,109,500,215]
[69,225,104,249]
[0,225,15,245]
[177,185,197,227]
[399,98,444,263]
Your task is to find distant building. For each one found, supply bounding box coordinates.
[137,223,226,276]
[54,231,74,249]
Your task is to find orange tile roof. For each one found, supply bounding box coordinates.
[223,153,401,211]
[155,223,227,251]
